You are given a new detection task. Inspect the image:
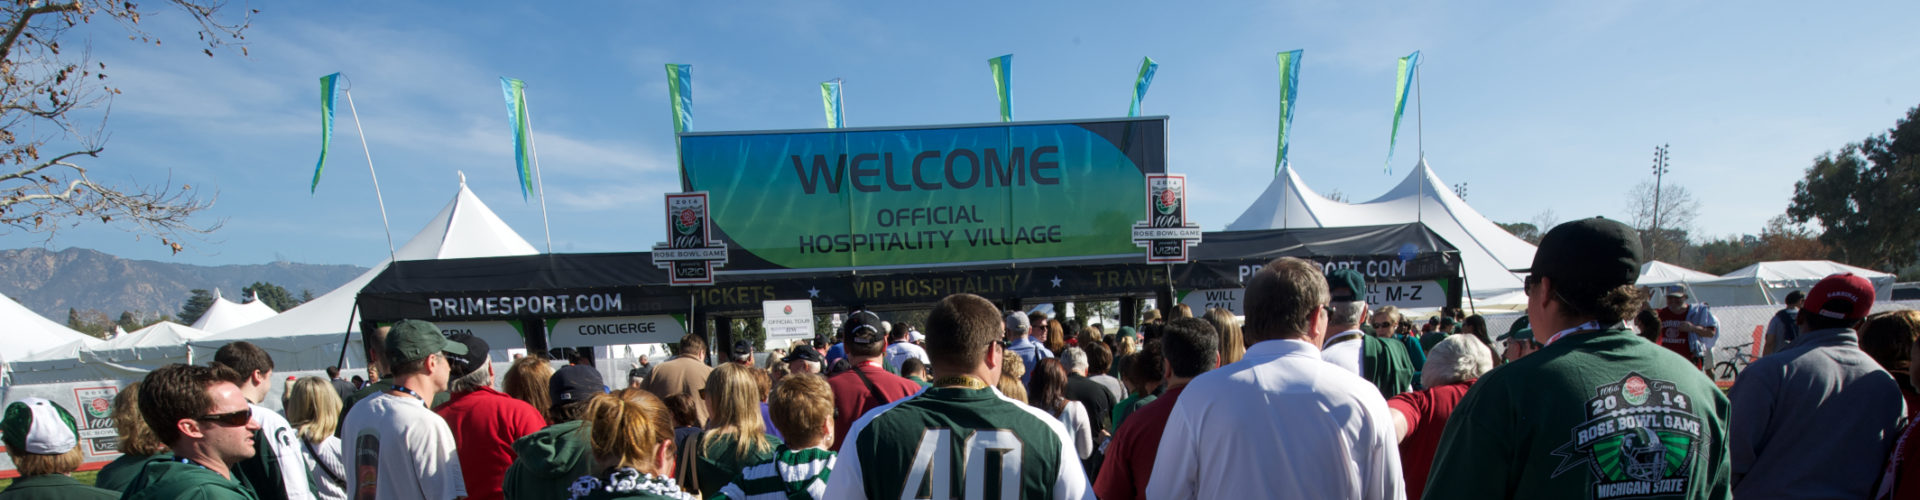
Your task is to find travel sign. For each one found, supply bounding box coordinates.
[678,117,1167,270]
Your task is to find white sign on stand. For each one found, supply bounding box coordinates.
[548,315,687,348]
[762,300,815,343]
[1180,288,1245,317]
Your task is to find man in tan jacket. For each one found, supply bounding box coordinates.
[642,333,713,422]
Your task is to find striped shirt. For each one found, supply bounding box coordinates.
[717,446,837,500]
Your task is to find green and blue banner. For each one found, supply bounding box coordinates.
[311,72,340,193]
[821,78,844,128]
[666,64,693,133]
[499,77,535,200]
[989,54,1013,122]
[1386,50,1420,174]
[677,118,1167,269]
[1276,49,1302,173]
[1128,57,1158,117]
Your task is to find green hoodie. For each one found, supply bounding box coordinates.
[120,454,260,500]
[503,420,595,500]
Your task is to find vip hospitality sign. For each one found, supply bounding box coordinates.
[678,118,1167,269]
[653,192,729,285]
[1132,174,1202,263]
[761,300,815,342]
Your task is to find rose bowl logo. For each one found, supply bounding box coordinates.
[674,207,701,236]
[1154,184,1180,215]
[1622,375,1649,405]
[783,305,793,315]
[88,397,111,418]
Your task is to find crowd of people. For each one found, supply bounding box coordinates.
[5,216,1920,499]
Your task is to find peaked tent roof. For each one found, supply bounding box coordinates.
[0,294,102,364]
[1690,260,1897,307]
[190,290,280,333]
[1228,160,1538,296]
[1638,261,1719,288]
[188,181,538,371]
[102,321,210,350]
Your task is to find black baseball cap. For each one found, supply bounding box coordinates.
[842,310,886,345]
[1517,217,1643,298]
[781,345,823,363]
[444,333,491,378]
[548,364,604,405]
[1326,268,1366,302]
[732,340,754,357]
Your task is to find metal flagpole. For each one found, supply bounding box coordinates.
[1415,64,1425,223]
[521,85,556,253]
[342,85,398,263]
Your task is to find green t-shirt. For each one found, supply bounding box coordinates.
[695,431,783,498]
[1111,393,1157,431]
[93,452,152,493]
[121,454,262,500]
[1424,327,1731,500]
[0,474,117,500]
[717,445,836,500]
[826,385,1092,499]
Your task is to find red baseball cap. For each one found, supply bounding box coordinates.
[1803,273,1875,321]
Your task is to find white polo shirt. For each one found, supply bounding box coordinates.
[1147,338,1404,500]
[1321,329,1366,376]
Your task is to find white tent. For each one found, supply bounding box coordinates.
[1690,260,1897,307]
[1638,261,1719,292]
[186,181,538,373]
[1228,160,1538,297]
[189,290,280,333]
[0,294,102,366]
[8,322,212,385]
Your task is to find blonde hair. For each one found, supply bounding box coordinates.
[504,356,555,424]
[587,391,674,475]
[288,376,341,444]
[703,363,774,459]
[1203,307,1246,365]
[997,349,1028,402]
[112,381,166,456]
[8,446,82,476]
[768,373,835,448]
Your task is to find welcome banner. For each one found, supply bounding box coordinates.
[678,117,1167,270]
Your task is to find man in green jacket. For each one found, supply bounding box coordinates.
[1424,217,1730,500]
[123,363,263,500]
[501,360,605,500]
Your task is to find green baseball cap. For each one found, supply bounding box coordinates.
[1117,326,1138,340]
[1326,268,1367,302]
[384,319,468,366]
[1,398,79,454]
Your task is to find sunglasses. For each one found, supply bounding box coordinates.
[196,408,253,427]
[1371,322,1396,328]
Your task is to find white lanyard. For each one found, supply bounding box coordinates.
[1544,321,1605,346]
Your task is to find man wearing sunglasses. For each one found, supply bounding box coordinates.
[1425,217,1730,499]
[342,319,471,500]
[211,341,315,500]
[123,363,262,500]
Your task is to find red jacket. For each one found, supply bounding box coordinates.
[827,361,923,451]
[434,386,546,500]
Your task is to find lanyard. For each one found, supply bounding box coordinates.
[1544,321,1610,346]
[391,384,425,403]
[177,457,213,471]
[1323,330,1363,348]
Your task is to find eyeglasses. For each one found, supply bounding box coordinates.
[1523,275,1543,296]
[196,408,253,427]
[1371,322,1396,328]
[995,339,1010,350]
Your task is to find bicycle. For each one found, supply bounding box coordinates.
[1712,342,1756,381]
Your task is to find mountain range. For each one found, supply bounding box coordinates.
[0,247,368,321]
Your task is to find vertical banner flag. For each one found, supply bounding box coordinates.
[989,54,1013,122]
[1386,50,1421,174]
[666,64,693,134]
[1275,49,1302,174]
[499,77,535,200]
[311,73,340,193]
[820,78,844,128]
[1128,56,1158,117]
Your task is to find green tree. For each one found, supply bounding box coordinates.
[243,281,297,312]
[0,1,252,252]
[299,289,315,304]
[731,318,767,352]
[177,288,214,325]
[1496,222,1539,243]
[1789,105,1920,271]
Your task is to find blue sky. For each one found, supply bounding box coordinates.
[18,0,1920,267]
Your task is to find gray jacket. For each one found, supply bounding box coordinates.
[1729,326,1906,499]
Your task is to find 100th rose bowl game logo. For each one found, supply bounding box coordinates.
[1132,173,1201,263]
[653,192,727,286]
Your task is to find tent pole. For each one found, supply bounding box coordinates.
[336,303,360,372]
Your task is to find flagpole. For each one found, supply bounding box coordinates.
[342,86,398,262]
[521,86,556,254]
[1415,64,1424,224]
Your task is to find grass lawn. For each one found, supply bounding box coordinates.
[0,469,100,490]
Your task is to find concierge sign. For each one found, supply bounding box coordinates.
[652,192,729,285]
[678,117,1167,270]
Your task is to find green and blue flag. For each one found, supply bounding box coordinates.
[666,64,693,133]
[989,54,1013,122]
[821,78,844,128]
[1276,50,1302,173]
[311,73,340,193]
[500,77,535,200]
[1128,57,1158,117]
[1386,50,1421,174]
